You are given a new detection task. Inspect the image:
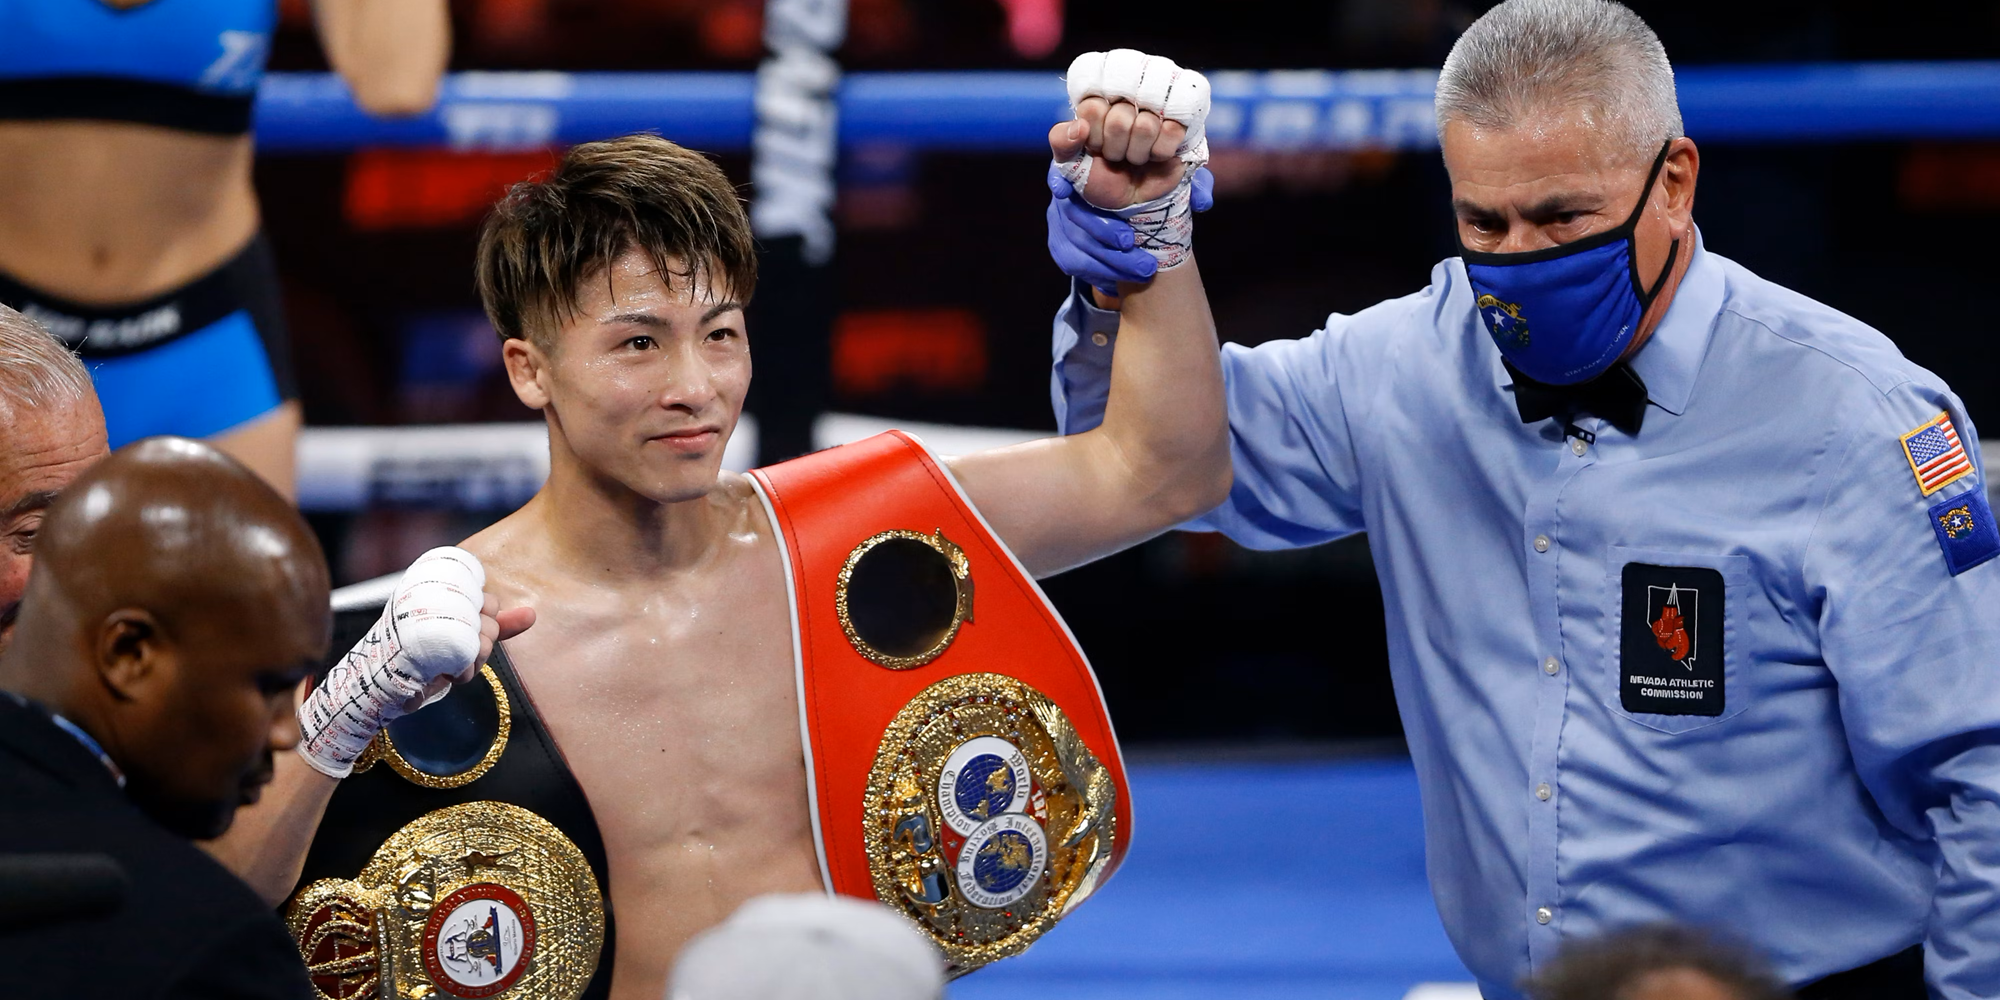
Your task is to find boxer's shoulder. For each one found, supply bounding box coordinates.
[711,468,763,510]
[458,503,527,558]
[457,517,532,584]
[457,512,565,624]
[709,469,783,552]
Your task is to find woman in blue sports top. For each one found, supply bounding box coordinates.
[0,0,449,496]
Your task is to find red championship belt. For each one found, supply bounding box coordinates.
[750,431,1132,972]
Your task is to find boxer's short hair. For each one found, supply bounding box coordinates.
[1436,0,1682,161]
[476,133,756,350]
[0,303,95,419]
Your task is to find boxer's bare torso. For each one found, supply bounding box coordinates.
[463,475,820,1000]
[209,133,1226,997]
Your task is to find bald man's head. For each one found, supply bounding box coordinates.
[0,437,331,839]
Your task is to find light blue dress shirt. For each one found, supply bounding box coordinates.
[1051,233,2000,998]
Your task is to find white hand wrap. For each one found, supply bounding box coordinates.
[1102,171,1198,271]
[1057,49,1211,270]
[296,547,485,779]
[1066,49,1210,164]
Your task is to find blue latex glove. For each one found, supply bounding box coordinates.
[1045,163,1214,297]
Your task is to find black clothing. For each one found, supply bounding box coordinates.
[0,76,255,135]
[0,232,296,396]
[1506,360,1650,436]
[293,598,617,998]
[0,695,312,1000]
[1799,944,1927,1000]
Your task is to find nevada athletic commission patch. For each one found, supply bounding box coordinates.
[1620,563,1724,717]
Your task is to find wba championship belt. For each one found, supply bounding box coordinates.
[289,597,615,1000]
[288,802,603,1000]
[750,431,1132,973]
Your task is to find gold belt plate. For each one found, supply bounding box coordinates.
[865,672,1117,972]
[352,664,511,789]
[287,801,605,1000]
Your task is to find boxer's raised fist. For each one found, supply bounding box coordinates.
[295,546,491,779]
[1051,49,1210,211]
[1046,49,1210,277]
[1067,50,1209,165]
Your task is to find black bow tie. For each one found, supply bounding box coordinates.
[1507,361,1650,436]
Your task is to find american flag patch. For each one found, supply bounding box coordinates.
[1902,412,1975,496]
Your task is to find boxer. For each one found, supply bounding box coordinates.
[222,75,1228,999]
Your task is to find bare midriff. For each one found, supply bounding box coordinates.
[464,477,825,1000]
[0,120,259,303]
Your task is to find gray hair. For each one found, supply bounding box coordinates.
[0,303,96,418]
[1435,0,1683,160]
[670,893,943,1000]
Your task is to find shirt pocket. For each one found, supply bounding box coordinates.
[1602,546,1754,735]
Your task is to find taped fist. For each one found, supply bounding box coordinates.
[1049,49,1212,285]
[296,547,501,779]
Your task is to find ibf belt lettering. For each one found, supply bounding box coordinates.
[1620,563,1724,717]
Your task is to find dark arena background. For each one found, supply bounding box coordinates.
[244,2,2000,995]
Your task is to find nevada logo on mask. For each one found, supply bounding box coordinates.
[1620,563,1724,717]
[1476,294,1530,349]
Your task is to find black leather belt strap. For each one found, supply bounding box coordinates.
[1797,944,1925,1000]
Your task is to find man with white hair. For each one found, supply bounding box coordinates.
[0,309,524,921]
[1043,1,2000,997]
[0,303,108,655]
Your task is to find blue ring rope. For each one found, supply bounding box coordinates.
[255,62,2000,153]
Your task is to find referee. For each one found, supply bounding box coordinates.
[1045,1,2000,997]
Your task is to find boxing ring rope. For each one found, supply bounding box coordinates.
[276,62,2000,511]
[297,414,1041,512]
[258,61,2000,154]
[298,417,1997,514]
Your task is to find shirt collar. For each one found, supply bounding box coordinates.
[1483,226,1723,420]
[1624,227,1723,417]
[1,690,125,788]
